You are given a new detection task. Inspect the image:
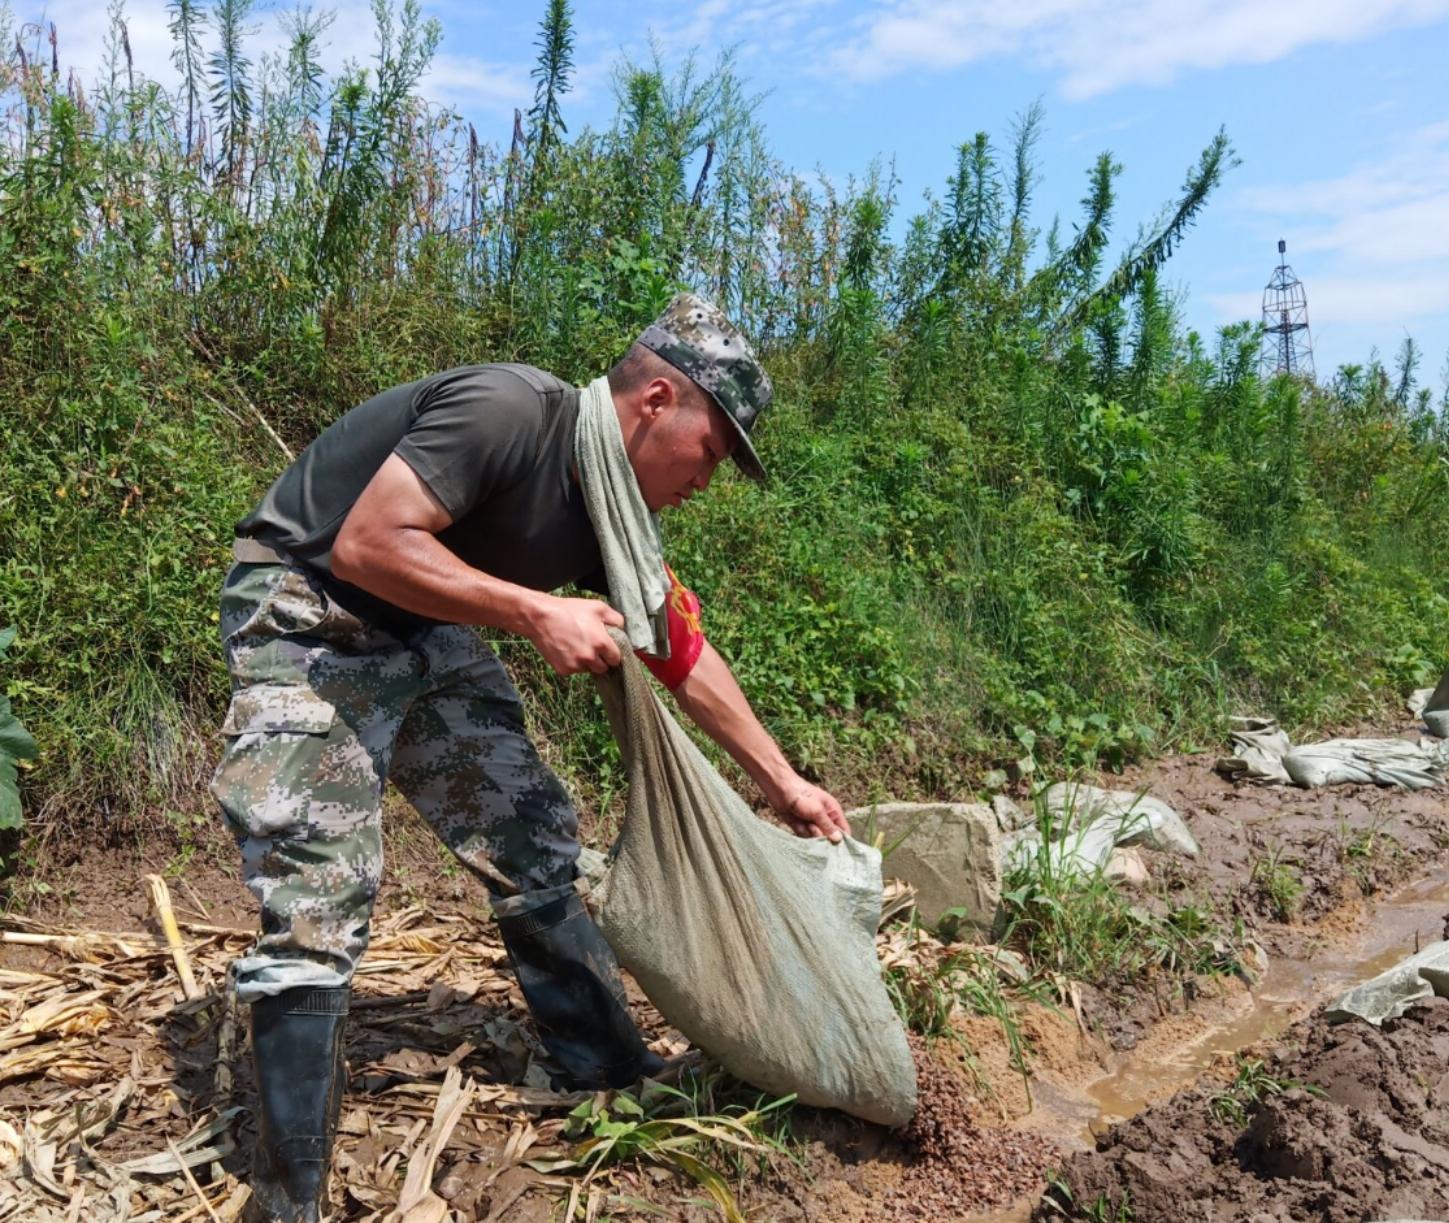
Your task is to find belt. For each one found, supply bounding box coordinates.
[233,537,292,565]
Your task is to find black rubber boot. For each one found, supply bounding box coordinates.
[244,986,349,1223]
[494,886,663,1090]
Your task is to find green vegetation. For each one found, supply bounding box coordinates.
[1041,1178,1134,1223]
[534,1075,797,1222]
[0,628,36,840]
[1086,1191,1135,1223]
[2,0,1448,860]
[1001,797,1242,992]
[1252,846,1305,922]
[883,928,1048,1102]
[1334,811,1398,895]
[1208,1055,1323,1128]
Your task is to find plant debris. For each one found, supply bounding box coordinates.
[0,892,638,1221]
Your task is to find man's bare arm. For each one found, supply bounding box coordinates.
[331,454,624,675]
[673,639,850,842]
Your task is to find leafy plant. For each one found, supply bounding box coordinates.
[1252,847,1304,922]
[1208,1056,1323,1128]
[532,1078,796,1222]
[0,629,37,834]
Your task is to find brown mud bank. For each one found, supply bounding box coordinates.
[1039,998,1449,1221]
[5,724,1449,1221]
[1062,732,1449,1052]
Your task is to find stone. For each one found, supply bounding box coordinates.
[846,802,1001,936]
[1104,846,1150,886]
[991,793,1032,832]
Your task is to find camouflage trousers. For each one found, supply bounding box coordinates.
[210,562,581,1003]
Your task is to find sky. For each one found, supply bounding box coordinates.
[13,0,1449,383]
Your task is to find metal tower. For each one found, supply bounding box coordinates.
[1260,239,1315,379]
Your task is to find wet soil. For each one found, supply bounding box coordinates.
[1040,997,1449,1221]
[7,721,1449,1219]
[1057,720,1449,1051]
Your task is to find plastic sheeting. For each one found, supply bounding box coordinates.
[589,641,917,1126]
[1325,941,1449,1026]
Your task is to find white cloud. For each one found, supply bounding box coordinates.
[1207,120,1449,334]
[1067,113,1141,144]
[825,0,1449,98]
[641,0,843,61]
[422,53,531,116]
[13,0,465,100]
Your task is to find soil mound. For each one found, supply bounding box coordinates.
[1039,997,1449,1221]
[885,1036,1057,1218]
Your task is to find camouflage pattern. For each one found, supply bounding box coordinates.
[212,562,581,1002]
[636,293,773,483]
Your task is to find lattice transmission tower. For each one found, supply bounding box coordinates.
[1260,238,1314,379]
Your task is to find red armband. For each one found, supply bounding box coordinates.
[638,565,705,691]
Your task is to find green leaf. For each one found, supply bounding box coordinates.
[0,696,36,763]
[0,756,22,831]
[611,1092,644,1117]
[0,627,14,656]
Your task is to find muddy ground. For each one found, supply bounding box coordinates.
[5,712,1449,1220]
[1041,998,1449,1221]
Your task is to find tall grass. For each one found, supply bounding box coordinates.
[1,1,1447,860]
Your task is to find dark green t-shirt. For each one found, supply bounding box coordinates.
[237,363,603,629]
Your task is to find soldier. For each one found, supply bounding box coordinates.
[211,294,850,1222]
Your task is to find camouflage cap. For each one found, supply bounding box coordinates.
[636,293,773,483]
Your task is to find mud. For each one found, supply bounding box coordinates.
[1078,869,1449,1138]
[10,720,1449,1221]
[1056,725,1449,1051]
[1040,998,1449,1221]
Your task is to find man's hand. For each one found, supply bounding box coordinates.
[527,596,626,675]
[774,778,851,844]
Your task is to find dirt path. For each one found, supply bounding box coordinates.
[4,720,1449,1221]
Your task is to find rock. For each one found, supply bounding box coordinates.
[846,802,1001,936]
[1243,939,1270,982]
[1104,846,1149,886]
[991,793,1032,832]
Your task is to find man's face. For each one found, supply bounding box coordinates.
[624,378,739,512]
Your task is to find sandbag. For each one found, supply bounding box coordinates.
[1420,664,1449,739]
[589,645,917,1126]
[1326,941,1449,1025]
[1003,782,1198,876]
[1042,782,1198,855]
[1281,738,1444,790]
[1216,715,1294,784]
[1217,716,1446,790]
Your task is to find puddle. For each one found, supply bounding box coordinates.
[1083,874,1449,1138]
[964,874,1449,1223]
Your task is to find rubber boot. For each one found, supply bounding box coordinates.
[494,884,664,1089]
[244,986,349,1223]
